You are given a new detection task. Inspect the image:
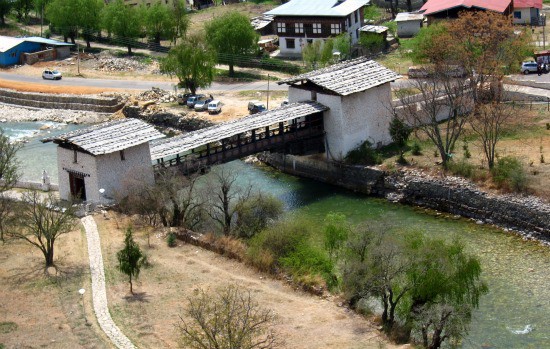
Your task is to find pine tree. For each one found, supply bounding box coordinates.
[117,227,145,294]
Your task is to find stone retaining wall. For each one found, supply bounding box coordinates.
[0,88,124,113]
[261,153,550,242]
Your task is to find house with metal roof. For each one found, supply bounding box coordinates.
[420,0,513,22]
[279,57,400,160]
[264,0,370,57]
[44,118,165,204]
[395,12,424,37]
[512,0,543,25]
[0,36,73,67]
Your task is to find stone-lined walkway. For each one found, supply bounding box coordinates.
[81,216,136,349]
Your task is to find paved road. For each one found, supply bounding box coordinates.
[0,71,289,92]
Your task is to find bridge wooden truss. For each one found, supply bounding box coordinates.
[149,101,328,174]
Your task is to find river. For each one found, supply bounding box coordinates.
[4,122,550,348]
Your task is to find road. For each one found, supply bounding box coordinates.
[0,71,289,92]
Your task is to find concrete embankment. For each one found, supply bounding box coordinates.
[0,88,124,113]
[261,153,550,243]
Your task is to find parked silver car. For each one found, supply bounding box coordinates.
[194,98,213,112]
[521,61,538,74]
[42,69,62,80]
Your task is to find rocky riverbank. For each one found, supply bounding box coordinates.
[0,103,112,124]
[261,153,550,245]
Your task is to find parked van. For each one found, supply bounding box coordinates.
[208,100,222,114]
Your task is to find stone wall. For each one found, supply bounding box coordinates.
[261,153,550,242]
[0,88,124,113]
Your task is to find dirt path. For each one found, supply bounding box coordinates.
[0,78,120,94]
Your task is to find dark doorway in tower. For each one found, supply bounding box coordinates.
[69,172,86,201]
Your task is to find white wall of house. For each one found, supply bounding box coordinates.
[57,142,155,204]
[95,142,155,203]
[513,8,538,24]
[347,9,363,44]
[57,147,99,202]
[397,20,422,37]
[288,83,393,161]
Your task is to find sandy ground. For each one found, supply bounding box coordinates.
[0,213,404,349]
[0,225,110,349]
[96,214,403,349]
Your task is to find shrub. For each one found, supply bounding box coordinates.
[492,156,528,192]
[345,141,383,165]
[167,232,177,247]
[448,159,476,178]
[411,142,422,155]
[280,243,336,288]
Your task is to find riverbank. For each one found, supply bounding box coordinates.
[0,103,112,124]
[261,153,550,245]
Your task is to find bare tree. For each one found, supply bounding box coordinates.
[394,71,471,168]
[11,191,76,267]
[179,285,279,349]
[468,84,516,169]
[206,167,252,236]
[0,128,21,242]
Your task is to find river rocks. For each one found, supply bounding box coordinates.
[0,104,112,124]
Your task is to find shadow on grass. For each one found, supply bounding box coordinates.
[123,291,150,303]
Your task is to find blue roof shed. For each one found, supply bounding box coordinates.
[0,36,73,67]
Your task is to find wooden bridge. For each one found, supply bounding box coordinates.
[149,101,328,174]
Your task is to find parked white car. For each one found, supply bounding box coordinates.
[521,61,539,74]
[207,100,222,114]
[42,69,62,80]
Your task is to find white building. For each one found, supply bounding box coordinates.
[47,119,165,204]
[395,12,424,38]
[265,0,370,57]
[512,0,543,25]
[279,57,400,160]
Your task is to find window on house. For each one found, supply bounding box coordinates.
[311,91,317,101]
[354,10,358,23]
[73,150,78,163]
[295,23,304,34]
[514,11,522,19]
[286,38,296,49]
[348,16,351,27]
[277,22,286,33]
[120,150,125,161]
[331,23,341,34]
[312,23,322,34]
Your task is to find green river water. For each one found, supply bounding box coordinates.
[7,122,550,349]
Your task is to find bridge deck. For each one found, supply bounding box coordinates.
[149,101,328,172]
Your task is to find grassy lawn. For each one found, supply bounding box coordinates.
[376,38,415,74]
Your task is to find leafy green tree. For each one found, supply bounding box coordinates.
[342,230,487,347]
[359,32,385,52]
[143,1,175,44]
[179,285,278,349]
[0,128,21,242]
[205,11,259,76]
[78,0,103,48]
[406,236,487,348]
[389,115,411,163]
[323,212,348,262]
[13,0,33,23]
[101,0,142,55]
[172,0,189,40]
[117,227,145,294]
[333,33,351,60]
[302,39,334,70]
[160,33,216,94]
[0,0,12,26]
[46,0,79,43]
[12,191,76,267]
[160,31,216,94]
[363,4,382,22]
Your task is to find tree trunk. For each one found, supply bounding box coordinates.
[86,38,91,49]
[45,247,54,267]
[129,274,133,294]
[128,45,132,55]
[406,0,412,12]
[229,64,235,77]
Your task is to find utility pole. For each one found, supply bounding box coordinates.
[77,43,80,75]
[40,4,43,37]
[267,74,270,110]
